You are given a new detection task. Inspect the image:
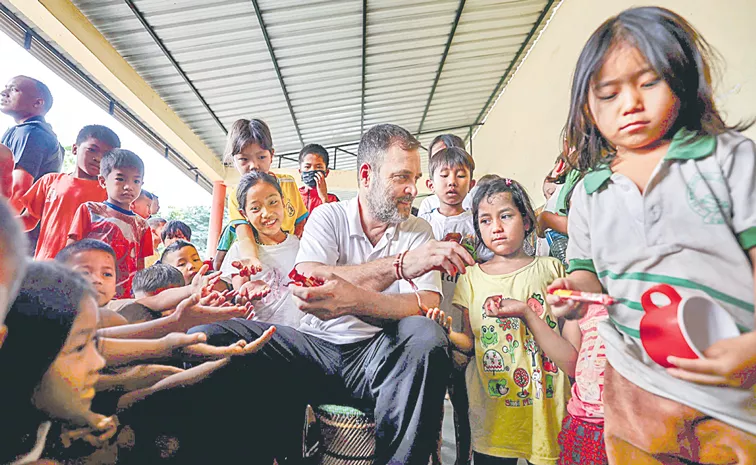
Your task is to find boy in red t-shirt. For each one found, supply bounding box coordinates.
[18,125,120,260]
[297,143,339,213]
[68,148,153,298]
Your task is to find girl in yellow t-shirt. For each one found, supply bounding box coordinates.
[448,177,575,465]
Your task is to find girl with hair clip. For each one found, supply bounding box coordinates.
[547,6,756,464]
[432,177,572,465]
[0,261,117,464]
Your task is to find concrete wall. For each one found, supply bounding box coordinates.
[471,0,756,200]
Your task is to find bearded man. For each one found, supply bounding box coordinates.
[126,124,474,464]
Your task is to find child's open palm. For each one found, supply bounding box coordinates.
[667,332,756,389]
[425,307,452,334]
[173,294,254,330]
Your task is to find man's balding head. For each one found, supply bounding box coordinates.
[0,75,53,121]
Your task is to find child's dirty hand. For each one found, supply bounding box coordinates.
[667,332,756,389]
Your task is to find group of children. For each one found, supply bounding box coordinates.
[0,4,754,465]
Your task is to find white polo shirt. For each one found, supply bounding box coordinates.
[567,128,756,434]
[296,196,442,344]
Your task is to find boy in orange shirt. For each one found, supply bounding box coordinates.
[18,125,120,260]
[68,149,153,298]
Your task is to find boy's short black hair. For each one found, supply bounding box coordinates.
[55,239,116,265]
[428,147,475,178]
[223,118,274,164]
[237,171,282,211]
[298,143,329,168]
[0,198,28,317]
[75,124,121,148]
[428,134,465,159]
[160,240,197,263]
[161,220,192,242]
[100,148,144,179]
[140,189,154,200]
[133,264,185,295]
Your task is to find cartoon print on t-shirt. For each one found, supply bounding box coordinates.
[480,325,498,348]
[526,292,545,317]
[512,367,530,399]
[502,333,519,364]
[488,379,509,398]
[523,337,539,367]
[545,374,554,398]
[532,368,543,400]
[482,349,507,373]
[497,317,520,332]
[542,353,558,374]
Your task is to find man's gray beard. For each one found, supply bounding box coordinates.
[365,176,411,225]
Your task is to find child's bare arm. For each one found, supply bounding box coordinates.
[448,304,474,354]
[97,294,253,339]
[235,223,263,270]
[96,364,184,392]
[537,211,569,236]
[213,249,228,272]
[117,359,229,410]
[489,299,579,377]
[546,270,603,319]
[116,327,276,410]
[98,308,128,328]
[99,332,207,366]
[135,265,220,311]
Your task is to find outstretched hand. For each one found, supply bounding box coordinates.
[173,294,254,331]
[425,307,452,334]
[237,280,272,305]
[190,264,222,295]
[231,259,263,282]
[181,326,277,361]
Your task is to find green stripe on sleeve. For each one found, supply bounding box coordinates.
[598,270,754,313]
[737,227,756,250]
[567,258,596,274]
[609,316,640,338]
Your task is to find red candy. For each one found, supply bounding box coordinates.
[288,269,325,287]
[237,265,262,278]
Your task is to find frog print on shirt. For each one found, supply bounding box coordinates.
[480,325,498,348]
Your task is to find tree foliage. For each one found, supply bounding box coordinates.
[162,205,228,258]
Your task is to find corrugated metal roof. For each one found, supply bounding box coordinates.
[68,0,557,173]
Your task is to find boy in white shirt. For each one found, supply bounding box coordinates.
[419,146,477,465]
